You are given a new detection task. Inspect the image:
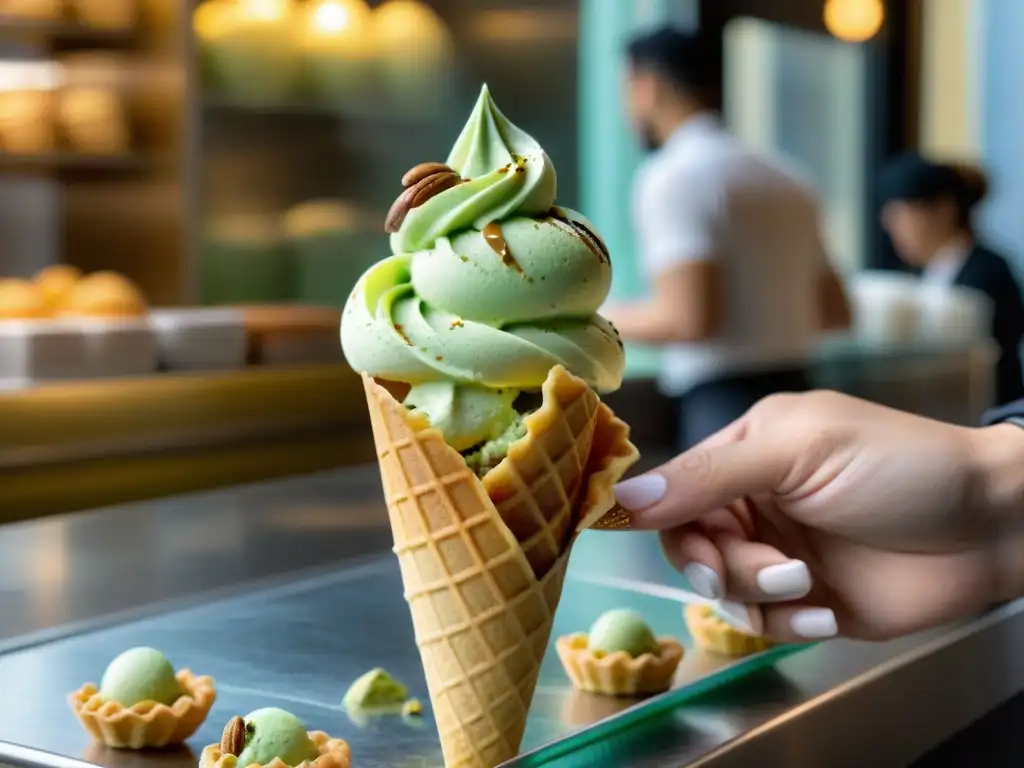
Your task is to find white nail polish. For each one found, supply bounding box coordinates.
[613,474,667,512]
[757,560,812,599]
[790,608,837,639]
[716,600,755,633]
[683,563,723,600]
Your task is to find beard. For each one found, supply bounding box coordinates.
[639,123,661,152]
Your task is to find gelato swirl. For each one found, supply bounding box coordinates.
[342,85,624,452]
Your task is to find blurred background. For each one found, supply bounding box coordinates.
[0,0,1017,520]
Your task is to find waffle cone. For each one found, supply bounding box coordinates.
[685,604,774,657]
[363,365,638,768]
[68,669,215,748]
[555,635,683,696]
[199,730,352,768]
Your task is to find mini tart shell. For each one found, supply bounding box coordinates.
[556,634,684,696]
[199,731,352,768]
[685,603,774,657]
[68,669,215,749]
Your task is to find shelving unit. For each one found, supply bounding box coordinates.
[0,150,160,174]
[0,17,137,48]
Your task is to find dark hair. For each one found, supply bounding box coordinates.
[877,151,989,229]
[626,27,723,107]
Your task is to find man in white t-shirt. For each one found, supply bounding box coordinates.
[605,27,851,450]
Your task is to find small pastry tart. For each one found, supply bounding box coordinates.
[67,669,216,748]
[556,633,684,696]
[685,603,774,657]
[200,726,352,768]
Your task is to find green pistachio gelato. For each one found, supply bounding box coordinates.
[343,668,409,711]
[588,610,659,658]
[235,708,319,767]
[464,412,528,475]
[98,647,182,708]
[341,84,624,454]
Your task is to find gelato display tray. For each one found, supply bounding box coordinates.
[0,532,807,768]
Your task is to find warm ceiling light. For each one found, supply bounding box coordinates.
[304,0,370,37]
[824,0,885,43]
[237,0,292,23]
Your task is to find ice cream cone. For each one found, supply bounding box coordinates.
[363,365,638,768]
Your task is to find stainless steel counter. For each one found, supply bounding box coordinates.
[2,468,1022,768]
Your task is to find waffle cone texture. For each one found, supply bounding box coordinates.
[199,731,352,768]
[68,669,215,748]
[363,365,639,768]
[555,635,684,696]
[685,604,774,657]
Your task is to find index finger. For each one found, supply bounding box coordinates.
[616,436,791,530]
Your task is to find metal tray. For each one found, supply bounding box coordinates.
[0,532,807,768]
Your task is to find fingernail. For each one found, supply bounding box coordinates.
[716,600,755,633]
[790,608,838,639]
[613,474,667,511]
[756,560,812,599]
[683,563,723,600]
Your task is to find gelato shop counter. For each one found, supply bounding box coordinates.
[2,469,1021,768]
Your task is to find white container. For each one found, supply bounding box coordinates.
[0,319,89,381]
[149,308,247,371]
[917,284,993,348]
[79,318,158,378]
[850,271,921,347]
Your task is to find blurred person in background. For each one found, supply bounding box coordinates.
[605,27,850,451]
[878,152,1024,405]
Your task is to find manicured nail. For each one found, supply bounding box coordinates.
[756,560,812,599]
[613,474,667,511]
[717,600,755,633]
[683,563,723,600]
[790,608,837,639]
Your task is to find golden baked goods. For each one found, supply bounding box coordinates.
[200,710,351,768]
[33,264,82,308]
[2,0,63,21]
[685,603,774,657]
[67,0,135,29]
[0,89,56,154]
[58,87,130,155]
[0,278,52,319]
[69,647,216,750]
[60,271,147,318]
[556,633,683,696]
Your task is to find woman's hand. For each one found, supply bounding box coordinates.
[612,391,1024,642]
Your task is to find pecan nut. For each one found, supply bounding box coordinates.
[385,163,463,234]
[221,716,246,756]
[402,161,453,188]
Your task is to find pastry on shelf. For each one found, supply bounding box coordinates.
[557,609,684,697]
[33,264,82,309]
[67,0,136,30]
[60,270,148,318]
[371,0,453,116]
[0,278,51,319]
[58,87,130,155]
[296,0,374,106]
[0,89,56,155]
[68,647,216,749]
[197,0,302,105]
[1,0,63,21]
[685,602,774,657]
[284,199,382,306]
[200,708,351,768]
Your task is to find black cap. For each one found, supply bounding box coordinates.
[626,26,722,104]
[876,152,963,205]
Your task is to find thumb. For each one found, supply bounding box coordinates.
[615,438,792,530]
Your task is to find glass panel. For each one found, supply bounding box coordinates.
[723,18,869,273]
